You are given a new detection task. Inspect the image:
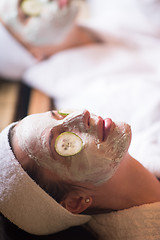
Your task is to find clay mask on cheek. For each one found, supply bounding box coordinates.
[81,122,131,185]
[54,120,131,185]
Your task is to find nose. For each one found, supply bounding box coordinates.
[83,110,90,129]
[62,109,91,132]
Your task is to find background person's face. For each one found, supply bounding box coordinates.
[15,110,131,185]
[11,0,82,45]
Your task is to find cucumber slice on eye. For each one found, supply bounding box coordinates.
[58,110,70,116]
[55,132,83,157]
[21,0,42,16]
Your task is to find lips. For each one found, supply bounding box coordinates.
[97,116,112,142]
[58,0,69,8]
[103,118,112,142]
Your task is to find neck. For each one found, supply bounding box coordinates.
[93,153,160,211]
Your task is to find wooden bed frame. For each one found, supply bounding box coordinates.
[0,79,96,240]
[0,79,53,132]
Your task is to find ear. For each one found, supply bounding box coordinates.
[60,192,92,214]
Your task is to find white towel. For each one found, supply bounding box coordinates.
[0,123,91,235]
[0,24,36,80]
[87,202,160,240]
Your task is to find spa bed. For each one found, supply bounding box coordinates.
[0,79,96,240]
[2,79,160,240]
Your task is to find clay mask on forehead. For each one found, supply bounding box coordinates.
[15,110,131,185]
[2,0,81,45]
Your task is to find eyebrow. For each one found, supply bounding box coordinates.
[50,110,55,117]
[47,119,60,160]
[9,124,17,150]
[48,129,55,159]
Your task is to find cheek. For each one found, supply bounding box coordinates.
[67,136,119,184]
[63,141,103,181]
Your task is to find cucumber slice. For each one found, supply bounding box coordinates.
[58,110,76,116]
[21,0,42,16]
[58,110,70,116]
[55,132,83,157]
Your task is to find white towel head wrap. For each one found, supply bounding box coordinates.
[0,123,91,235]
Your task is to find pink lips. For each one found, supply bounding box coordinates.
[58,0,69,8]
[97,116,112,142]
[103,118,112,141]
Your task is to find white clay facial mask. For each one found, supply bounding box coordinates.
[15,110,131,185]
[1,0,81,45]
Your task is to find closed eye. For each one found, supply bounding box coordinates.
[50,110,66,120]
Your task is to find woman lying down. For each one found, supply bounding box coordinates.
[1,109,160,236]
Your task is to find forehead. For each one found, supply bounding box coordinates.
[17,110,89,131]
[18,111,58,128]
[15,112,58,145]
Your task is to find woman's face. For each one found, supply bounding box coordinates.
[15,110,131,185]
[5,0,81,45]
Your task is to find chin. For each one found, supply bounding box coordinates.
[104,121,132,164]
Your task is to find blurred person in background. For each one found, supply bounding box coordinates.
[0,0,99,79]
